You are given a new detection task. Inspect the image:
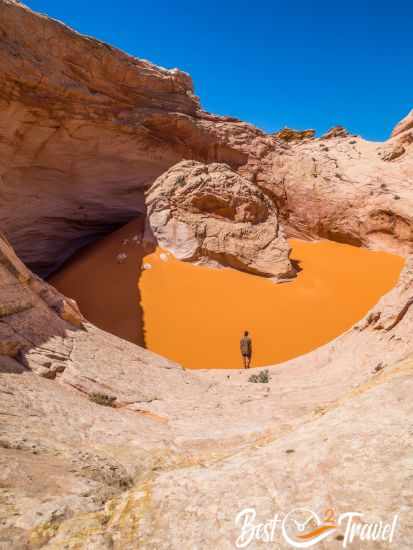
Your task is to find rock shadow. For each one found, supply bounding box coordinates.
[290,258,303,273]
[49,214,154,348]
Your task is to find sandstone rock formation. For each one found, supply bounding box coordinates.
[245,132,413,256]
[0,231,85,378]
[146,160,294,278]
[391,108,413,139]
[1,0,413,277]
[321,125,350,139]
[381,143,406,161]
[1,228,413,548]
[273,127,315,141]
[1,1,413,548]
[0,0,256,276]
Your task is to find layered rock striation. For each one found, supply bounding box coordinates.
[0,0,257,276]
[1,228,413,548]
[391,108,413,140]
[2,0,412,277]
[146,160,294,278]
[0,1,413,548]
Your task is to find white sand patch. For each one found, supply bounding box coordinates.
[116,252,127,263]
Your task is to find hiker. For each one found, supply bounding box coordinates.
[240,330,252,369]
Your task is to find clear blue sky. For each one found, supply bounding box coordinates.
[25,0,413,141]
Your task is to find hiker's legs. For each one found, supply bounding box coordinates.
[242,354,247,369]
[246,355,251,368]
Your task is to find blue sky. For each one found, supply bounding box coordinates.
[25,0,413,141]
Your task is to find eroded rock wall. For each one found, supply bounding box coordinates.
[0,0,258,275]
[241,132,413,255]
[0,2,413,547]
[1,0,413,278]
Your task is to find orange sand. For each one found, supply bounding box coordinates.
[50,220,404,369]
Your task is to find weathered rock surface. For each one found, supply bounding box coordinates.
[244,132,413,257]
[321,124,350,139]
[1,228,413,547]
[391,108,413,138]
[1,1,413,548]
[146,160,294,278]
[0,0,256,276]
[381,143,406,161]
[2,0,413,278]
[273,127,315,141]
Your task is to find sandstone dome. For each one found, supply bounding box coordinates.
[146,160,294,279]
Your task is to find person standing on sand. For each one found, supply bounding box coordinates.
[240,331,252,369]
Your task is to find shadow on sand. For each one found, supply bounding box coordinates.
[49,215,155,349]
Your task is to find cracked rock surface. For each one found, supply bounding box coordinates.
[146,160,294,278]
[1,228,413,547]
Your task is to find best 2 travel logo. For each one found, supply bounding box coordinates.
[234,507,399,548]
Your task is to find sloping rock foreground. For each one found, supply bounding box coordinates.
[1,231,413,548]
[0,0,413,548]
[146,161,294,278]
